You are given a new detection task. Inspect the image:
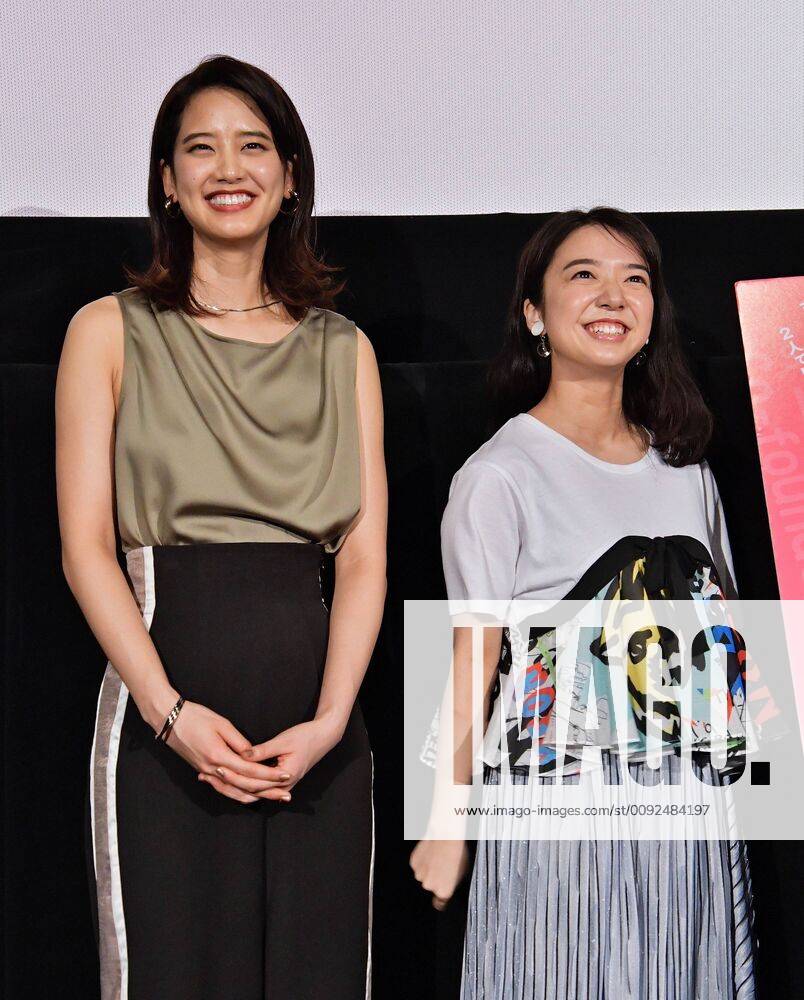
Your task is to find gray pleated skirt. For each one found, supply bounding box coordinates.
[461,751,757,1000]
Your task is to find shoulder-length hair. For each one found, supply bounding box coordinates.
[125,54,344,320]
[487,206,713,466]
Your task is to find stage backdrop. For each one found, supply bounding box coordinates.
[2,0,802,217]
[1,210,803,1000]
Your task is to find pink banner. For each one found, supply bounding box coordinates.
[736,275,804,751]
[735,275,804,599]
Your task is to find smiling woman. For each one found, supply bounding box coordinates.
[410,208,756,1000]
[57,54,387,1000]
[488,207,713,465]
[127,54,344,325]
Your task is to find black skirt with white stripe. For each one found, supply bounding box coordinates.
[86,541,374,999]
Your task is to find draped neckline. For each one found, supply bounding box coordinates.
[180,306,314,349]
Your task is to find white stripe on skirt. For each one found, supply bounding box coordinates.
[366,749,376,999]
[89,546,155,999]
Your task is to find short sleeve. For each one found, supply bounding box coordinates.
[440,460,522,603]
[700,461,739,599]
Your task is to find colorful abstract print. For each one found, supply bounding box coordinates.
[490,535,748,776]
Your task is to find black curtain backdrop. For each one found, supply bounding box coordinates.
[1,211,802,998]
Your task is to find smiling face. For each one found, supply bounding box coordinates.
[161,86,294,242]
[524,224,654,370]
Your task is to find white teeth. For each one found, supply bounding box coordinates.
[586,323,627,335]
[209,193,253,206]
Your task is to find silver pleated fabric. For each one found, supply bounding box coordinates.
[461,752,757,1000]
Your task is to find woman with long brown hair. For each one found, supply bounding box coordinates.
[56,55,387,998]
[412,207,756,998]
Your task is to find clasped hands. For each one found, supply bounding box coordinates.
[163,700,339,806]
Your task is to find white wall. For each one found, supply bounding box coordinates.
[3,0,801,216]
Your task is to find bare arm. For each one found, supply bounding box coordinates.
[56,296,179,733]
[409,622,502,909]
[56,296,291,803]
[314,326,388,743]
[451,624,504,784]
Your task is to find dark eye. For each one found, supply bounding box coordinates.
[571,270,594,279]
[188,143,212,152]
[244,142,267,150]
[628,274,648,284]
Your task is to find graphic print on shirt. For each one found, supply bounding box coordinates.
[491,534,748,777]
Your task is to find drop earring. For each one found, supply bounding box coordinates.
[164,195,181,218]
[278,189,300,216]
[531,320,551,358]
[631,337,650,367]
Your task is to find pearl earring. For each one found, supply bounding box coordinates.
[530,319,545,337]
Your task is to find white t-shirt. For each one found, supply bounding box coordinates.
[441,412,737,606]
[434,413,737,766]
[436,412,740,773]
[421,413,741,774]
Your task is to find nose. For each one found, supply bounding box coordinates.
[216,142,243,182]
[595,274,625,310]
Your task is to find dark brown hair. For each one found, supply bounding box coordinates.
[125,54,344,320]
[487,206,713,466]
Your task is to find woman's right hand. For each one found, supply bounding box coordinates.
[161,700,294,805]
[409,839,471,911]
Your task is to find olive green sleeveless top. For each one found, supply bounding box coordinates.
[112,286,361,555]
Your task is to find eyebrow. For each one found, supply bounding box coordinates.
[562,257,650,274]
[181,130,273,144]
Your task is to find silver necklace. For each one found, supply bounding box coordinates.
[194,294,283,316]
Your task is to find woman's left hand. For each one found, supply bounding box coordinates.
[226,719,339,797]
